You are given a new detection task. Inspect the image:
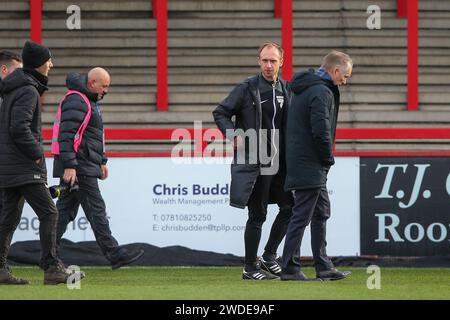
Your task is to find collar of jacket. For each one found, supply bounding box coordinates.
[0,68,47,96]
[23,68,49,95]
[244,74,289,130]
[315,68,332,81]
[66,73,99,102]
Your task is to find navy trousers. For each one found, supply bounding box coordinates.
[282,187,334,274]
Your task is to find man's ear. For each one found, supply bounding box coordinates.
[86,79,94,89]
[279,59,284,68]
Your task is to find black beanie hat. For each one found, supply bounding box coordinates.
[21,41,51,69]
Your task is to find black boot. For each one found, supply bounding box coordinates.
[0,265,31,285]
[111,249,144,270]
[44,264,85,285]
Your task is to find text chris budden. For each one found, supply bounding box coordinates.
[152,184,229,196]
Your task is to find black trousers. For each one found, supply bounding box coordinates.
[56,176,122,263]
[0,183,60,270]
[282,187,334,274]
[244,173,293,268]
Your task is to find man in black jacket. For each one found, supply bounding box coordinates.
[0,51,23,220]
[53,67,144,269]
[213,42,293,280]
[0,51,22,80]
[281,51,353,281]
[0,41,80,285]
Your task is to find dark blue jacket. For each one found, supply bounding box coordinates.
[285,69,340,191]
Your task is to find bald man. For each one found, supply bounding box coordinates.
[53,68,144,269]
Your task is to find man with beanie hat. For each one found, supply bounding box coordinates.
[22,40,51,70]
[21,40,52,86]
[0,41,83,285]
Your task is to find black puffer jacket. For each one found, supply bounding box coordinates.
[285,69,340,191]
[0,69,47,187]
[53,73,107,179]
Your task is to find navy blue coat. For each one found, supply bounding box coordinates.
[285,70,340,191]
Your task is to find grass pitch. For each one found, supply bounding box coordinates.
[0,266,448,300]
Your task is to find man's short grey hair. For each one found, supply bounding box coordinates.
[321,50,353,73]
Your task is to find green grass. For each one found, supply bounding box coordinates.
[0,267,449,300]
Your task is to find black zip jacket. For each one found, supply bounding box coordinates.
[213,74,291,208]
[0,68,48,187]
